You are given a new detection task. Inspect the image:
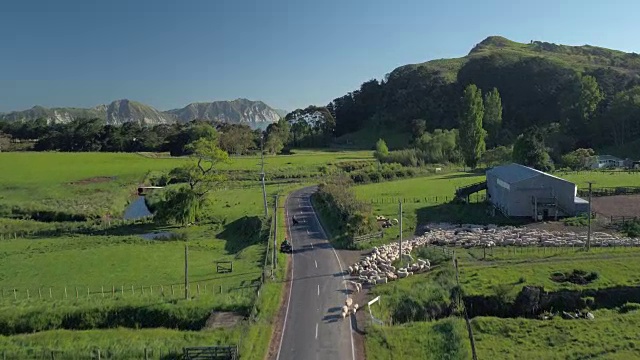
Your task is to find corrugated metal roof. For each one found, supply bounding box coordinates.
[486,163,573,185]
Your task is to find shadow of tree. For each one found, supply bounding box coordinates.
[218,216,266,254]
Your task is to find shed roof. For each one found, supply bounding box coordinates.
[596,155,623,161]
[487,163,573,185]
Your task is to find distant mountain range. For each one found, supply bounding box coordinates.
[0,98,286,129]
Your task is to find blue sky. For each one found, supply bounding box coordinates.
[1,0,639,113]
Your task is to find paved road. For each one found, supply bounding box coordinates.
[277,187,355,360]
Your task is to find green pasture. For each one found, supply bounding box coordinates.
[473,309,640,359]
[0,152,186,216]
[0,327,242,358]
[459,247,640,296]
[365,318,471,360]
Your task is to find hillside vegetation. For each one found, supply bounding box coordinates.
[329,36,640,159]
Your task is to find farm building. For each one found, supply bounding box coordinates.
[486,163,589,219]
[587,155,625,169]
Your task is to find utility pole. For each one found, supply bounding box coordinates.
[399,200,403,267]
[587,181,593,252]
[260,134,269,218]
[273,195,278,270]
[184,243,189,300]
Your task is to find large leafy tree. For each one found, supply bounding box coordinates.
[512,127,553,171]
[607,86,640,146]
[155,137,230,226]
[561,148,595,170]
[458,84,486,168]
[483,88,503,147]
[561,74,604,142]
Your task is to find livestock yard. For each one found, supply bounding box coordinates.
[0,150,372,359]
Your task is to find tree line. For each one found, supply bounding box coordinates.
[0,118,267,156]
[327,53,640,165]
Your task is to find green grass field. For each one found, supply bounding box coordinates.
[473,309,640,360]
[0,152,186,216]
[0,150,338,358]
[459,247,640,296]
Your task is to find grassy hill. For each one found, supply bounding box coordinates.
[331,36,640,154]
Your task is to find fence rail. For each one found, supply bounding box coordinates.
[610,215,640,225]
[0,347,183,360]
[369,194,487,205]
[577,186,640,197]
[0,280,260,303]
[352,231,384,243]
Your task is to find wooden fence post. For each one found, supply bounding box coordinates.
[64,287,67,299]
[101,286,104,298]
[87,287,90,298]
[171,284,175,296]
[161,285,164,295]
[197,283,200,295]
[150,285,153,295]
[96,349,101,360]
[39,288,42,299]
[26,289,29,299]
[112,286,115,297]
[121,285,124,295]
[75,287,78,299]
[144,347,149,360]
[132,285,134,295]
[49,287,52,299]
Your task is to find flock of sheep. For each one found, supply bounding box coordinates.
[335,222,639,320]
[421,222,640,247]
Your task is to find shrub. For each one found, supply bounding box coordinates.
[314,175,377,242]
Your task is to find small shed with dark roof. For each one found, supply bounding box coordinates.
[486,163,587,219]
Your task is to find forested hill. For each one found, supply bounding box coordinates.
[329,36,640,155]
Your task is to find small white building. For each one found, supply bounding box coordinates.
[588,155,624,169]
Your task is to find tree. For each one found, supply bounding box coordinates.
[458,84,486,168]
[410,119,427,140]
[0,131,11,152]
[512,127,553,171]
[374,138,389,160]
[480,145,512,167]
[560,75,603,144]
[264,132,284,154]
[219,125,255,155]
[483,88,503,148]
[607,86,640,146]
[155,137,230,226]
[561,148,595,170]
[154,186,202,226]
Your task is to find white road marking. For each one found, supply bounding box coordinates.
[317,284,320,296]
[310,243,313,249]
[276,196,295,360]
[306,229,309,234]
[315,260,318,268]
[315,323,318,339]
[309,194,356,360]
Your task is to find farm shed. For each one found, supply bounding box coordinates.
[486,163,588,219]
[587,155,624,169]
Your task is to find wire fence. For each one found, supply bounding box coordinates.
[368,194,487,205]
[0,280,260,304]
[0,347,184,360]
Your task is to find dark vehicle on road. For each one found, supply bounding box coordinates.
[280,239,292,253]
